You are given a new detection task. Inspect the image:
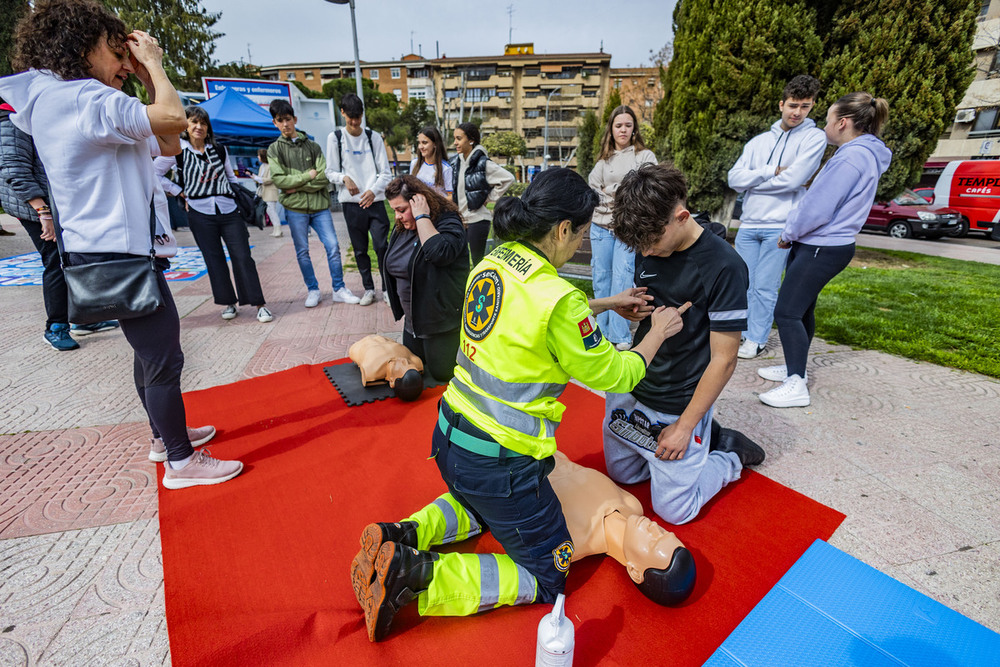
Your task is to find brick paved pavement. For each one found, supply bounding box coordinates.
[1,213,998,664]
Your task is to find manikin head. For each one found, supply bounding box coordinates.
[621,515,696,605]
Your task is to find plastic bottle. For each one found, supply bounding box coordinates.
[535,593,574,666]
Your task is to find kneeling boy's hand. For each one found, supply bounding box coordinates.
[655,421,692,461]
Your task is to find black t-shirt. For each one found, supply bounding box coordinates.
[631,229,748,414]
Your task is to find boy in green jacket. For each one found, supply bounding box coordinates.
[267,99,360,307]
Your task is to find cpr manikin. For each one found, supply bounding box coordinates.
[348,334,425,401]
[550,450,696,605]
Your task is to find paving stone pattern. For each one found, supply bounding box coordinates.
[1,215,998,665]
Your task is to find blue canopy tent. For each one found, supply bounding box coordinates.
[197,88,283,148]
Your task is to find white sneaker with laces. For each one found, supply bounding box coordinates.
[257,306,273,323]
[162,449,243,489]
[304,290,321,308]
[221,305,238,320]
[332,286,361,304]
[738,339,764,359]
[757,365,808,382]
[759,374,810,408]
[148,425,217,462]
[359,289,376,306]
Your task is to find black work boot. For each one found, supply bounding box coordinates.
[714,427,766,467]
[351,521,419,608]
[363,542,437,642]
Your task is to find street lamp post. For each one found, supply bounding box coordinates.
[324,0,365,125]
[542,86,561,171]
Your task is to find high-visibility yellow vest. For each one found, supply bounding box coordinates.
[443,241,578,459]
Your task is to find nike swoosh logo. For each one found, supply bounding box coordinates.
[639,271,657,279]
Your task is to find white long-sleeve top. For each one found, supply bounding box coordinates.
[588,145,657,228]
[154,138,238,216]
[325,127,392,204]
[727,118,827,228]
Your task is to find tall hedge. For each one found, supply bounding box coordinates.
[817,0,978,199]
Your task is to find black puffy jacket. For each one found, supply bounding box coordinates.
[451,147,490,212]
[0,108,48,223]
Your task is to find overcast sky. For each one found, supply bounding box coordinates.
[200,0,677,69]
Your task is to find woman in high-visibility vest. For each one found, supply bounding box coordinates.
[351,167,691,642]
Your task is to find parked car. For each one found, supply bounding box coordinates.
[863,189,962,239]
[910,186,965,237]
[925,160,1000,238]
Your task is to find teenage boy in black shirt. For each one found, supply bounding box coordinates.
[603,163,763,525]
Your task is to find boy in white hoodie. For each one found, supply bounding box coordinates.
[727,75,826,360]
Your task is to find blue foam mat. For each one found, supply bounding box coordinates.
[706,539,999,667]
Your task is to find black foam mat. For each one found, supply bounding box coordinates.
[323,362,446,407]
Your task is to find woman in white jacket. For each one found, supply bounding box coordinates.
[588,106,657,349]
[451,122,514,264]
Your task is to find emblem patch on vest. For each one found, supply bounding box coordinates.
[552,540,574,573]
[577,315,603,350]
[464,269,504,341]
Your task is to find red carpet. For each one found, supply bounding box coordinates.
[160,362,845,667]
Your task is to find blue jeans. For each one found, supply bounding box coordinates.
[734,226,789,346]
[284,208,346,292]
[589,224,634,345]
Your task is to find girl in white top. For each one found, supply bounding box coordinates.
[588,105,657,348]
[409,125,453,197]
[451,122,515,265]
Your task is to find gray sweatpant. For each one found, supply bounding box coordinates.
[603,392,742,525]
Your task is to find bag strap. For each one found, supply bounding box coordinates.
[47,174,157,264]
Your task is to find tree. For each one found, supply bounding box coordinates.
[656,0,824,212]
[576,110,600,176]
[649,41,673,68]
[322,77,398,114]
[818,0,978,200]
[0,0,28,78]
[482,131,526,166]
[103,0,223,91]
[368,99,435,173]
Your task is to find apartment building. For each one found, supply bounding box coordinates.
[929,0,1000,163]
[260,43,615,173]
[609,67,664,124]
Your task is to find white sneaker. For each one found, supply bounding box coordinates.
[738,339,764,359]
[148,425,216,462]
[759,374,810,408]
[757,365,808,382]
[304,290,321,308]
[221,305,237,320]
[332,286,361,304]
[257,306,273,323]
[615,342,631,351]
[359,289,376,306]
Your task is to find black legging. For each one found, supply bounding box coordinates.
[773,242,855,378]
[403,327,461,383]
[466,219,491,266]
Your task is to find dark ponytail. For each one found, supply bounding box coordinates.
[493,168,598,243]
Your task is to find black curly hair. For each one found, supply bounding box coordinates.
[12,0,128,81]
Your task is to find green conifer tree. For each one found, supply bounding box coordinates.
[576,110,600,176]
[656,0,823,211]
[818,0,978,199]
[0,0,29,77]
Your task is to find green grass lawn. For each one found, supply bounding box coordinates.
[812,248,1000,378]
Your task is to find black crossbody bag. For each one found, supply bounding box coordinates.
[52,195,164,325]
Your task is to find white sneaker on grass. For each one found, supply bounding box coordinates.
[304,290,321,308]
[759,374,810,408]
[359,289,376,306]
[332,286,361,304]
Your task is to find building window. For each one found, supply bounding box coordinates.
[582,88,598,97]
[409,89,427,99]
[409,68,429,78]
[971,107,1000,136]
[305,72,314,80]
[370,69,379,79]
[393,89,402,101]
[497,90,512,98]
[445,90,460,99]
[524,67,541,76]
[391,68,401,79]
[286,72,295,80]
[614,78,622,89]
[980,0,990,18]
[524,109,541,119]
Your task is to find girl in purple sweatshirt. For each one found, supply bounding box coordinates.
[758,92,892,408]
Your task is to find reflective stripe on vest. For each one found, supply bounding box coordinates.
[455,351,566,403]
[450,376,559,438]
